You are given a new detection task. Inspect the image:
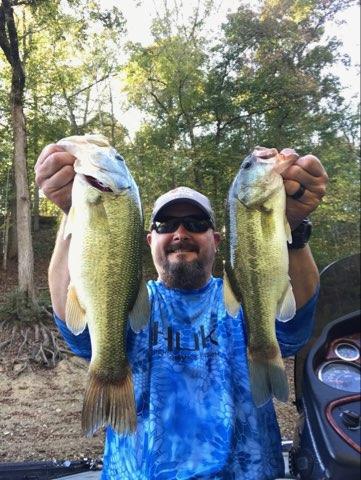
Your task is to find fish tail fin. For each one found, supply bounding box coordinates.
[248,348,289,407]
[81,365,136,437]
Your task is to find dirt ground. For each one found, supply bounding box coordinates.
[0,356,104,463]
[0,336,297,464]
[0,228,298,464]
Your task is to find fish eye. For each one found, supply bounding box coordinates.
[242,161,252,170]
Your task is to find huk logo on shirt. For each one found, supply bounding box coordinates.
[150,322,218,353]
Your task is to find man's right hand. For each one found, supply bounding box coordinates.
[35,144,76,213]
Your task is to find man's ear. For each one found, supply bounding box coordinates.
[213,231,221,247]
[146,232,152,246]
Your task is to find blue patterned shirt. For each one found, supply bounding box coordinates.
[55,276,317,479]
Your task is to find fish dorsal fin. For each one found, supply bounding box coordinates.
[129,279,150,333]
[276,282,296,322]
[65,284,87,335]
[63,207,76,239]
[223,269,241,318]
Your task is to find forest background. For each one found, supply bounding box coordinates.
[0,0,360,462]
[0,0,360,362]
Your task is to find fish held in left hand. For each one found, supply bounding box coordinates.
[224,147,298,407]
[58,134,150,436]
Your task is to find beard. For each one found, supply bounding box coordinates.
[155,240,212,290]
[161,258,209,290]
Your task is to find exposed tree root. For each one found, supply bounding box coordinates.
[0,319,70,376]
[0,289,71,376]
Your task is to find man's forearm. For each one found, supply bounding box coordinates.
[49,215,70,321]
[289,245,319,309]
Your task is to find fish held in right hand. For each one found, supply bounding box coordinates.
[59,134,150,436]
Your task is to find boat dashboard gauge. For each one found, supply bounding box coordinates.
[318,361,361,393]
[316,333,361,393]
[335,342,360,361]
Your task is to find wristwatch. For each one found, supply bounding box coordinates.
[288,217,312,249]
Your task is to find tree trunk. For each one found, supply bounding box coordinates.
[12,100,36,302]
[2,213,10,271]
[62,86,79,134]
[32,91,40,232]
[0,0,36,302]
[7,189,17,260]
[1,166,11,270]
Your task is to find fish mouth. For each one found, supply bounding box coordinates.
[85,175,113,192]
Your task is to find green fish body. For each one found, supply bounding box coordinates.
[224,147,296,406]
[59,134,149,436]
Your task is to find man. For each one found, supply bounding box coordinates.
[35,144,327,480]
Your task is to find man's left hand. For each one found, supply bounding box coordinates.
[280,150,328,230]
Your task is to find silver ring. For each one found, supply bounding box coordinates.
[290,184,305,200]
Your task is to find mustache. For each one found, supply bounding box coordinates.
[166,241,199,254]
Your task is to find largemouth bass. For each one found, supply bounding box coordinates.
[224,147,298,406]
[58,134,149,436]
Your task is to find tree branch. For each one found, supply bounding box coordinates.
[150,90,169,114]
[0,4,13,63]
[67,72,115,99]
[1,0,26,103]
[147,76,168,87]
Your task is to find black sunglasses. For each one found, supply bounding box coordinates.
[151,215,214,234]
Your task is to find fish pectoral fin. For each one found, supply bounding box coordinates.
[276,282,296,322]
[223,270,241,318]
[63,208,76,239]
[65,284,87,335]
[129,279,150,333]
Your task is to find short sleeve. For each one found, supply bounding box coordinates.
[54,312,92,360]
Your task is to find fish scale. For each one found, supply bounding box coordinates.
[89,195,141,366]
[234,190,285,354]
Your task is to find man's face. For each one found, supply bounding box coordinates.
[147,203,221,289]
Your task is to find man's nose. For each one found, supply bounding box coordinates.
[172,223,190,240]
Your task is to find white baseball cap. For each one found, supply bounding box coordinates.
[150,186,216,227]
